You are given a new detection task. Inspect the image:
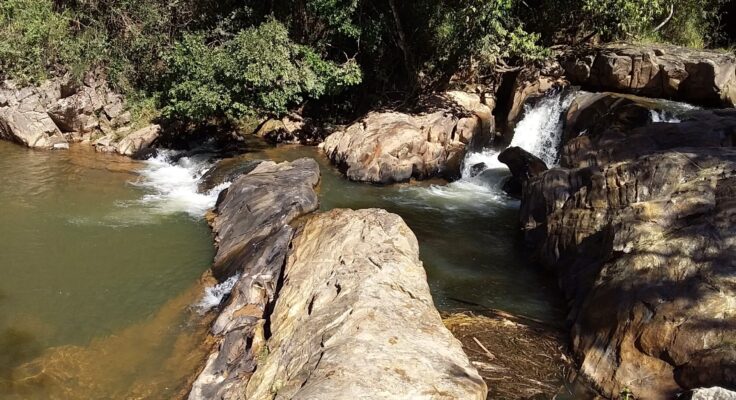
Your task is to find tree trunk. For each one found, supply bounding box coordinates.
[387,0,417,90]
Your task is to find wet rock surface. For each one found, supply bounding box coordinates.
[498,146,549,196]
[322,91,493,183]
[563,43,736,107]
[504,101,736,399]
[197,156,263,193]
[190,158,321,399]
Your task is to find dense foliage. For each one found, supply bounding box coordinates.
[0,0,732,125]
[161,20,361,121]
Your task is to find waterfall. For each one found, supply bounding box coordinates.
[195,273,241,312]
[457,90,573,181]
[505,92,574,167]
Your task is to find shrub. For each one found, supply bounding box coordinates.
[581,0,727,47]
[160,19,362,124]
[0,0,104,83]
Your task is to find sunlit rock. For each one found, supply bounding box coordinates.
[322,91,494,183]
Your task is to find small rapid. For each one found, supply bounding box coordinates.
[132,151,231,218]
[410,90,574,207]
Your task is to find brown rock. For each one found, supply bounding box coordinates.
[47,86,103,133]
[322,92,493,183]
[517,105,736,399]
[115,124,160,156]
[563,43,736,107]
[244,209,486,400]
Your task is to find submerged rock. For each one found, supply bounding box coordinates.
[197,156,263,193]
[190,160,486,399]
[516,106,736,399]
[563,43,736,107]
[322,91,493,183]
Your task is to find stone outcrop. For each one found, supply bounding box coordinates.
[503,103,736,399]
[245,209,486,399]
[563,43,736,107]
[322,91,493,183]
[563,94,736,168]
[0,80,67,148]
[0,77,146,154]
[190,159,485,399]
[114,124,161,156]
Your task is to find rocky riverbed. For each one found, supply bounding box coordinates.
[2,41,736,400]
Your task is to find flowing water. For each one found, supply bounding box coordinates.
[0,90,693,398]
[0,143,215,398]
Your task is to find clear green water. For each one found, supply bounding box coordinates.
[0,137,565,399]
[0,141,214,399]
[259,146,565,322]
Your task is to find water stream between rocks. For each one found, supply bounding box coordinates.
[0,90,693,398]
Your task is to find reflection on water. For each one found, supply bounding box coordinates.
[3,284,212,400]
[0,142,214,398]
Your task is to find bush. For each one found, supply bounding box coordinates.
[0,0,104,83]
[160,19,362,124]
[581,0,727,47]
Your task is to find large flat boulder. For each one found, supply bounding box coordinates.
[190,160,486,399]
[245,208,486,399]
[322,92,493,183]
[563,43,736,107]
[506,108,736,399]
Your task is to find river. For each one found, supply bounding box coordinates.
[0,90,689,398]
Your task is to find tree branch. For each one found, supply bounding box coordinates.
[653,3,675,32]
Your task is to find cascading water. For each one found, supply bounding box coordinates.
[196,273,241,312]
[410,90,575,206]
[505,92,575,167]
[132,151,231,217]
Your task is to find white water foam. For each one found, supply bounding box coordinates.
[396,91,574,208]
[196,273,241,312]
[132,151,230,218]
[650,110,681,123]
[507,92,574,167]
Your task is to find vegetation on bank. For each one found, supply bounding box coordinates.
[0,0,733,128]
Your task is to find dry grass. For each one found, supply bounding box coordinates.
[443,311,575,400]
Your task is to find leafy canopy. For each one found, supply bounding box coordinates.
[160,19,361,122]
